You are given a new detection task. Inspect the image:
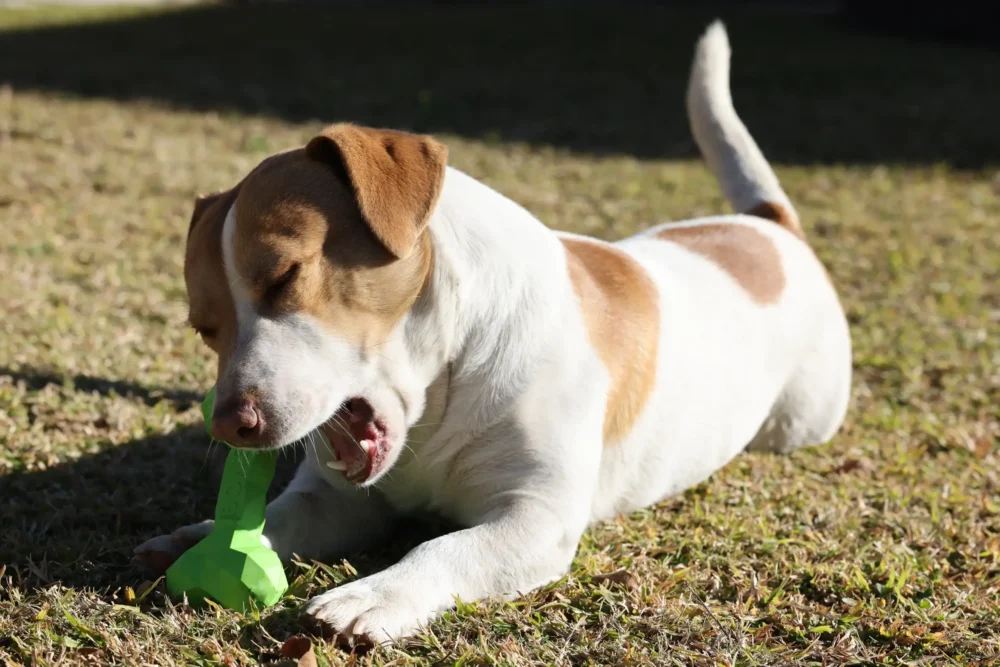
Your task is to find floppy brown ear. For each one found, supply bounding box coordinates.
[188,190,227,236]
[305,123,448,258]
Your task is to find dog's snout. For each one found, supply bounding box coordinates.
[211,396,266,446]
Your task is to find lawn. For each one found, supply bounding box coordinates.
[1,4,998,666]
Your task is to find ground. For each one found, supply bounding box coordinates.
[1,5,998,666]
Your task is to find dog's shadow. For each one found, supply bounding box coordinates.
[0,370,447,597]
[1,422,215,591]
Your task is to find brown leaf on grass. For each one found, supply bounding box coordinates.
[972,437,993,459]
[825,457,876,476]
[74,648,104,663]
[591,569,639,591]
[268,636,317,667]
[985,536,1000,558]
[947,421,997,458]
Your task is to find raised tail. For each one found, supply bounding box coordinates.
[686,21,803,238]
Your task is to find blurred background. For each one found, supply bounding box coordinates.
[1,1,997,665]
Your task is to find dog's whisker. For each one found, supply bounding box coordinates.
[330,415,364,450]
[362,336,401,352]
[308,431,326,469]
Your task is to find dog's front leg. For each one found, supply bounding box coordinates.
[301,499,581,644]
[134,457,395,573]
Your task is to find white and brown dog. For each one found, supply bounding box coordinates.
[136,23,851,643]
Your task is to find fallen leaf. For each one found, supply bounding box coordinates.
[268,636,317,667]
[985,536,1000,558]
[825,458,875,475]
[591,569,639,591]
[972,437,992,459]
[74,648,103,662]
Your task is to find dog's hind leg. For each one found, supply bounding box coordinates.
[747,308,851,454]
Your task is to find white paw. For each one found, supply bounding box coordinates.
[301,576,431,646]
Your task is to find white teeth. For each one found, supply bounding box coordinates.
[326,459,348,471]
[360,440,375,456]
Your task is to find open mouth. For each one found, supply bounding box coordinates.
[320,397,388,484]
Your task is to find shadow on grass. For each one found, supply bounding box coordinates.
[0,423,330,593]
[0,366,202,409]
[0,424,220,591]
[0,372,449,596]
[1,4,997,168]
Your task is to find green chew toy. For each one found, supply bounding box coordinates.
[165,386,289,611]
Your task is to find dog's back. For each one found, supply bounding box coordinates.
[582,22,852,519]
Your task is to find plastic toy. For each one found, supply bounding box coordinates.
[165,386,288,611]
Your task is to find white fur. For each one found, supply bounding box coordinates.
[219,205,369,449]
[137,21,851,644]
[687,20,798,224]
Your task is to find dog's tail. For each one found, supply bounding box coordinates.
[686,21,803,238]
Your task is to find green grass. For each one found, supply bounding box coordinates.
[1,4,998,666]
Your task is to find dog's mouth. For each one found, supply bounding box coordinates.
[320,397,389,484]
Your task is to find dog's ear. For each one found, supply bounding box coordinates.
[188,190,228,237]
[305,123,448,259]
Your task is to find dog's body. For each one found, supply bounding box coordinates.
[136,23,850,642]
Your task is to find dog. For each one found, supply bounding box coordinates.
[135,22,851,644]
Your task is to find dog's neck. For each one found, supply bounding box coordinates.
[397,167,570,440]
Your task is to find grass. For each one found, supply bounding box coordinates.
[1,4,998,666]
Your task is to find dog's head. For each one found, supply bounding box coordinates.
[185,124,447,485]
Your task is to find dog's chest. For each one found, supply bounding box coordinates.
[373,434,487,526]
[374,447,454,515]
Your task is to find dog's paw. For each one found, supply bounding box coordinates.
[132,521,213,574]
[300,577,431,646]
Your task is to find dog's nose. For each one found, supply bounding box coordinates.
[211,397,265,446]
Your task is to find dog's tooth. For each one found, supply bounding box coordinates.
[326,459,348,471]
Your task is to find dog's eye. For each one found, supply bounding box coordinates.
[265,263,300,301]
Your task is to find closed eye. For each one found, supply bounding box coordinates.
[265,263,300,302]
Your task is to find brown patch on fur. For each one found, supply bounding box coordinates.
[233,148,433,347]
[745,201,803,238]
[185,125,444,382]
[656,223,786,304]
[561,237,659,445]
[306,123,448,259]
[185,184,240,375]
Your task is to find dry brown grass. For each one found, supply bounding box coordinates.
[1,5,998,665]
